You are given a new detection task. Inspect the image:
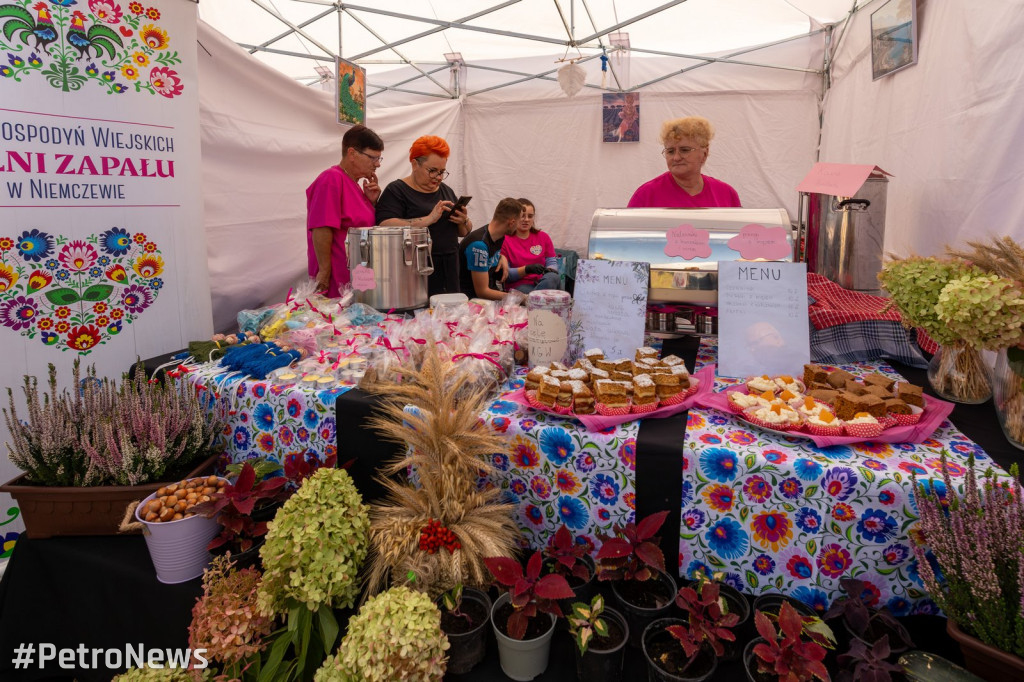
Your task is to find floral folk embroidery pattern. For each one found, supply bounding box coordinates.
[0,226,163,353]
[0,0,183,96]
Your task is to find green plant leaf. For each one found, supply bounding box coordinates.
[257,631,292,682]
[81,284,114,302]
[317,605,339,652]
[45,287,80,305]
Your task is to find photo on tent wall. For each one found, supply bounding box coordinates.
[870,0,918,80]
[602,92,640,143]
[336,57,367,125]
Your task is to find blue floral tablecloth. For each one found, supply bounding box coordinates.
[481,372,638,553]
[187,363,353,466]
[681,338,1008,615]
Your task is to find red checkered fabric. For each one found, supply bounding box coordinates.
[806,273,937,353]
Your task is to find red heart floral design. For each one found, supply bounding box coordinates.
[0,228,165,355]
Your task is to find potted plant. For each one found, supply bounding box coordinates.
[824,578,912,656]
[745,601,833,682]
[596,509,677,647]
[193,461,287,569]
[544,524,597,619]
[641,617,718,682]
[673,579,743,661]
[255,468,369,682]
[684,569,751,659]
[188,555,274,681]
[567,594,629,682]
[913,454,1024,680]
[836,637,903,682]
[753,593,817,620]
[485,550,574,681]
[438,584,492,675]
[315,585,449,681]
[1,361,222,538]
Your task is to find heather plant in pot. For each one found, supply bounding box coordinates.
[824,578,912,656]
[746,601,833,682]
[567,594,629,682]
[912,455,1024,678]
[596,509,677,647]
[438,583,492,675]
[485,551,573,681]
[314,585,449,681]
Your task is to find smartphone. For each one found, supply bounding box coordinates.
[443,195,471,219]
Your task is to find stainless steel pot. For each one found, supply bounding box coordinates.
[346,226,433,311]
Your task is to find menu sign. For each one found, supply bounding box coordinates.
[718,261,809,378]
[569,259,650,362]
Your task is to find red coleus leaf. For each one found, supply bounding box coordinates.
[634,540,666,572]
[525,551,544,581]
[793,641,827,662]
[507,609,529,640]
[636,510,669,541]
[534,574,574,600]
[572,564,591,581]
[777,601,805,640]
[596,537,632,559]
[552,524,573,551]
[485,556,523,587]
[755,610,779,642]
[513,578,532,600]
[234,462,256,493]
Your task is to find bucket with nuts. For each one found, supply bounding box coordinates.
[134,475,227,584]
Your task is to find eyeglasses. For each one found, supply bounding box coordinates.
[661,146,704,157]
[356,149,383,165]
[419,163,449,180]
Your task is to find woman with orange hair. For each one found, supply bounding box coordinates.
[376,135,472,297]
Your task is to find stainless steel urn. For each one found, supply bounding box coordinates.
[346,226,433,311]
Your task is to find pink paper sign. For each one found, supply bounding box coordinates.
[726,224,792,260]
[664,224,712,260]
[796,162,891,197]
[352,264,376,291]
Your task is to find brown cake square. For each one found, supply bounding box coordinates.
[611,370,633,382]
[844,381,869,396]
[635,347,659,362]
[808,381,833,391]
[828,369,855,389]
[537,375,560,406]
[863,385,893,400]
[595,359,616,373]
[859,393,887,419]
[883,398,912,415]
[808,389,840,405]
[833,392,863,420]
[595,379,628,407]
[525,366,550,391]
[897,383,924,408]
[803,363,830,387]
[556,381,574,408]
[863,374,896,392]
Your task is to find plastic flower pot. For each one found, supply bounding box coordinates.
[947,619,1024,682]
[743,637,765,682]
[491,591,557,681]
[549,554,597,631]
[643,617,718,682]
[751,593,816,619]
[574,606,629,682]
[610,568,677,648]
[134,487,222,584]
[441,587,491,675]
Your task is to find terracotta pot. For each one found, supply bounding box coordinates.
[0,452,220,539]
[947,619,1024,682]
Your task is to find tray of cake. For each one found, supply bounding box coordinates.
[696,363,955,446]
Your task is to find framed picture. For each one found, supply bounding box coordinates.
[602,92,640,143]
[336,57,366,125]
[870,0,918,80]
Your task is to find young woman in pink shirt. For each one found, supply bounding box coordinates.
[500,198,561,293]
[627,116,741,208]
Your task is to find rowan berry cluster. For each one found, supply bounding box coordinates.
[418,518,461,554]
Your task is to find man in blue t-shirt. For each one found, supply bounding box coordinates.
[458,197,523,300]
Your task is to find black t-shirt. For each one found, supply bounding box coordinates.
[458,225,505,297]
[375,179,459,254]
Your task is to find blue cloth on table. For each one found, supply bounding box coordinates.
[811,319,929,368]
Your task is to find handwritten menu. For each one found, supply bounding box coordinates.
[569,259,649,362]
[717,261,809,378]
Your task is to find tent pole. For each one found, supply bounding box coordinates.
[247,7,335,54]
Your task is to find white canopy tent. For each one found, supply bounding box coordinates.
[194,0,1024,331]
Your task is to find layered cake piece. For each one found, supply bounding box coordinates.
[632,374,658,406]
[525,365,550,392]
[584,348,605,363]
[594,358,616,373]
[589,367,610,385]
[572,382,595,414]
[549,361,569,372]
[653,373,683,401]
[556,381,574,410]
[536,375,560,406]
[594,379,628,408]
[661,355,686,369]
[568,368,590,383]
[635,347,659,362]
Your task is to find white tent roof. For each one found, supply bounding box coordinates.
[199,0,860,100]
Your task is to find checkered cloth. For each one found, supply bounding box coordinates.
[806,272,937,355]
[811,320,929,368]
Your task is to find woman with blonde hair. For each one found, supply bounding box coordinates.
[376,135,472,296]
[628,116,740,208]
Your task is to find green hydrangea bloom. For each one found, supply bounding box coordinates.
[936,274,1024,350]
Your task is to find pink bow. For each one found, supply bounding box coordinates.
[452,352,506,376]
[380,337,406,358]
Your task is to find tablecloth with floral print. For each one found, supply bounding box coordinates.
[480,371,638,553]
[186,363,353,466]
[681,338,1009,615]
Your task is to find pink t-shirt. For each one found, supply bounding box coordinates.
[501,230,556,286]
[306,166,376,297]
[627,173,741,208]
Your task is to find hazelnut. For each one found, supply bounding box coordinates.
[159,507,174,522]
[172,513,183,521]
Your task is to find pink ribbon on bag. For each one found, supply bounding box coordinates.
[306,299,332,323]
[452,352,506,376]
[380,337,407,358]
[509,322,528,330]
[409,338,427,345]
